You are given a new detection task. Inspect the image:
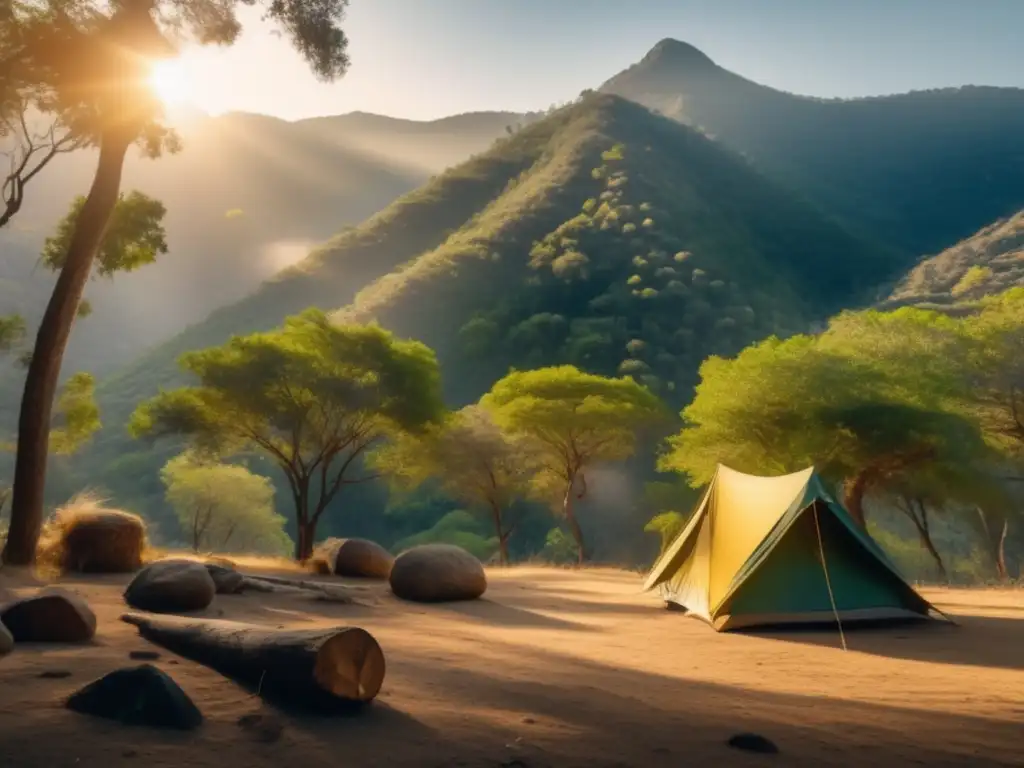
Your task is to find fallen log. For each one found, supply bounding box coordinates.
[238,576,359,604]
[121,613,385,707]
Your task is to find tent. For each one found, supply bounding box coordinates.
[644,465,945,631]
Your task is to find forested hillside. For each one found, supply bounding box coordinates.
[335,94,897,405]
[601,39,1024,257]
[880,211,1024,310]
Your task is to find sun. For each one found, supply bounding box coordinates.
[148,59,189,106]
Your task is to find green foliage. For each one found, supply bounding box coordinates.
[370,405,534,562]
[48,372,100,456]
[482,365,666,560]
[539,527,578,564]
[644,511,686,554]
[0,315,26,353]
[130,308,444,558]
[161,452,291,554]
[660,309,991,526]
[952,265,995,297]
[41,192,168,277]
[393,509,499,561]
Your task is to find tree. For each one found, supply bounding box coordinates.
[3,188,167,563]
[481,365,666,563]
[3,0,351,565]
[962,288,1024,456]
[130,309,444,561]
[371,404,534,565]
[160,453,290,555]
[661,310,989,529]
[0,5,87,229]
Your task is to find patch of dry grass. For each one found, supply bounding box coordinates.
[35,490,148,576]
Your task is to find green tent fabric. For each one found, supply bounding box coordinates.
[644,465,944,631]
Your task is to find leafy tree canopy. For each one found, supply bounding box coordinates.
[481,365,666,561]
[41,190,167,276]
[661,309,992,527]
[130,308,444,559]
[371,404,535,563]
[160,452,291,555]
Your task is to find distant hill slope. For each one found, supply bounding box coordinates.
[0,108,524,376]
[600,39,1024,257]
[879,211,1024,310]
[75,94,899,519]
[332,94,898,403]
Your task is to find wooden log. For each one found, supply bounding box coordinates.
[121,613,385,706]
[238,576,360,604]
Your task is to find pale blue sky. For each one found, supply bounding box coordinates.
[167,0,1024,121]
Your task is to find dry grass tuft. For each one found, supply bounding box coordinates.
[144,547,307,575]
[36,491,148,575]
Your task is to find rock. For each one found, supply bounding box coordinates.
[38,669,72,679]
[389,544,487,603]
[310,538,394,579]
[727,733,779,754]
[124,559,216,613]
[56,508,147,574]
[66,663,203,730]
[0,587,97,642]
[204,563,245,594]
[0,621,12,656]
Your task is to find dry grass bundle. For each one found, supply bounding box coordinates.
[38,491,148,575]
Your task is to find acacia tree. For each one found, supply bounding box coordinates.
[661,311,989,529]
[160,453,290,555]
[481,365,666,564]
[3,0,351,565]
[371,404,535,565]
[130,309,444,561]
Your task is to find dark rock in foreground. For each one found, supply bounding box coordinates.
[0,587,97,642]
[727,732,779,754]
[66,664,203,730]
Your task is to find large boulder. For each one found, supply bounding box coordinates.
[310,538,394,579]
[0,587,97,642]
[0,620,13,656]
[124,559,215,613]
[389,544,487,603]
[53,504,147,574]
[66,664,203,730]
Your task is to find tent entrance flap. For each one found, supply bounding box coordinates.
[643,465,941,631]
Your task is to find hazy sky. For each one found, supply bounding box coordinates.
[168,0,1024,121]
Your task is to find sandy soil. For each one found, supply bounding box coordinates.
[1,565,1022,768]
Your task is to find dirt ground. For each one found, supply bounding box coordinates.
[1,565,1022,768]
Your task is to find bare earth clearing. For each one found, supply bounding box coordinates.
[1,565,1022,767]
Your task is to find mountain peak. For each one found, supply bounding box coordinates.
[641,39,717,70]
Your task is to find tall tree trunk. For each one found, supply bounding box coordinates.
[842,470,871,529]
[2,134,130,566]
[907,497,947,582]
[489,500,509,565]
[976,507,1009,581]
[295,520,317,562]
[996,518,1009,582]
[562,476,586,565]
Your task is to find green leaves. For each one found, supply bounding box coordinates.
[41,191,168,277]
[49,371,100,455]
[131,308,445,554]
[482,365,667,486]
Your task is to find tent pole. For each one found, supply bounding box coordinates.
[813,503,848,652]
